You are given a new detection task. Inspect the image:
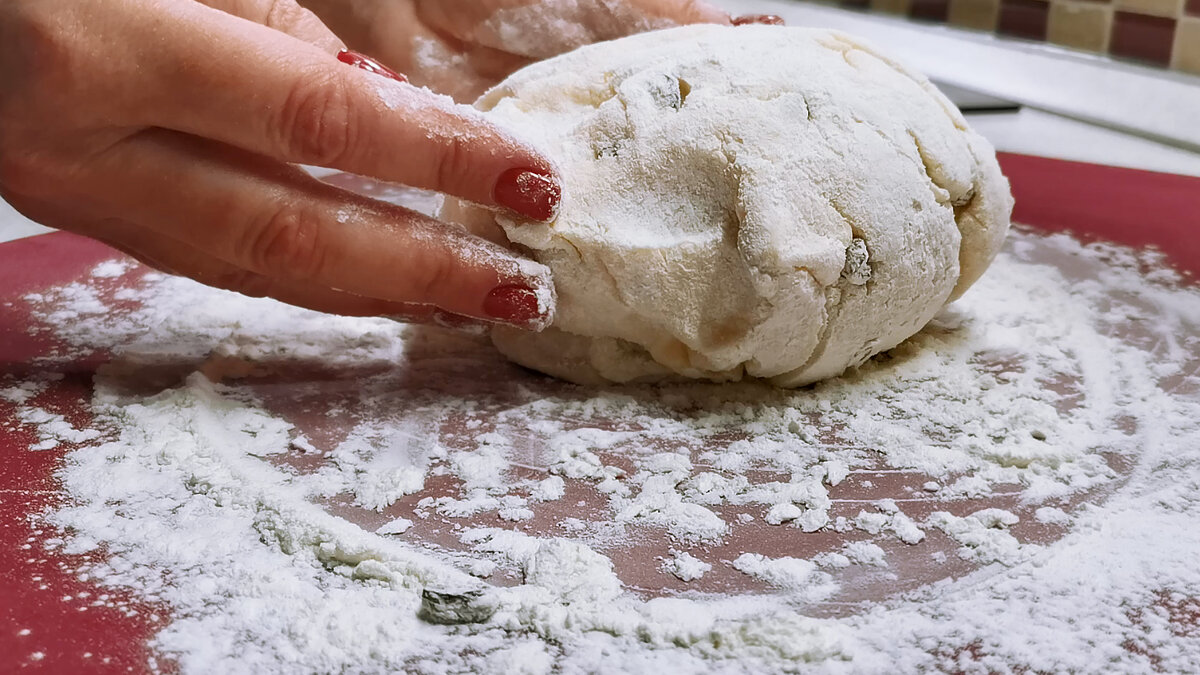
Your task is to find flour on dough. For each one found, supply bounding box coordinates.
[442,25,1013,386]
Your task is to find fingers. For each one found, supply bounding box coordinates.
[88,219,486,326]
[296,0,534,101]
[88,218,413,317]
[139,1,560,221]
[194,0,347,53]
[640,0,733,24]
[82,128,555,329]
[336,50,408,83]
[732,14,786,26]
[416,0,730,62]
[627,2,785,27]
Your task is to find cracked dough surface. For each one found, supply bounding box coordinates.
[443,25,1013,386]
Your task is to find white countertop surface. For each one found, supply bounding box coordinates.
[724,0,1200,151]
[3,4,1198,246]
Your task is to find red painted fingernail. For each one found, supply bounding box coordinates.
[483,285,550,328]
[732,14,785,25]
[493,168,561,222]
[337,49,408,83]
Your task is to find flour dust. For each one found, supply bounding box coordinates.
[6,227,1200,673]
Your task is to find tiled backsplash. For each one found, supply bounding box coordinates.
[822,0,1200,74]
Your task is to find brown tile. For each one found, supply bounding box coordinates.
[949,0,1002,29]
[1115,0,1182,18]
[1048,1,1113,51]
[871,0,913,13]
[1174,17,1200,72]
[1111,11,1176,65]
[911,0,952,20]
[1187,0,1200,15]
[998,0,1051,39]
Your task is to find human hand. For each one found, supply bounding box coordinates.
[298,0,782,101]
[0,0,562,330]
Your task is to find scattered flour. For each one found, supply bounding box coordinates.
[90,259,132,278]
[664,551,712,582]
[377,517,414,536]
[730,554,837,600]
[7,228,1200,673]
[1034,506,1071,525]
[842,542,888,568]
[0,385,102,450]
[927,509,1026,565]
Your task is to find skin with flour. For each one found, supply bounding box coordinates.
[297,0,741,101]
[442,25,1014,386]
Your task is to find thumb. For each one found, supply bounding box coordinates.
[636,0,732,24]
[416,0,730,60]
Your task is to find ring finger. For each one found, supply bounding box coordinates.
[79,128,556,329]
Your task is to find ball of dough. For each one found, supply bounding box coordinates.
[443,25,1013,386]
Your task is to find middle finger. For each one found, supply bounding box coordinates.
[80,128,556,329]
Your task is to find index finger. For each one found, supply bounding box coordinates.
[137,1,560,221]
[82,128,557,329]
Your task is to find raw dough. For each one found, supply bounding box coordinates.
[442,25,1013,386]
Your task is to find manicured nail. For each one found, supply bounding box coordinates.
[483,285,552,329]
[732,14,785,25]
[493,168,561,222]
[337,49,408,82]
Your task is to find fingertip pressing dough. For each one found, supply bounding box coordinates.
[441,25,1014,386]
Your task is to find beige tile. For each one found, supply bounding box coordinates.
[871,0,913,15]
[1048,1,1113,52]
[1174,17,1200,75]
[1114,0,1182,19]
[949,0,1001,30]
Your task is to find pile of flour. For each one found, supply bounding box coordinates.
[7,228,1200,673]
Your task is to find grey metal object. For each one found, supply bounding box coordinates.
[933,80,1022,113]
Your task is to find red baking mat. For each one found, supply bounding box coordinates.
[0,234,166,673]
[998,152,1200,277]
[1,153,1198,673]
